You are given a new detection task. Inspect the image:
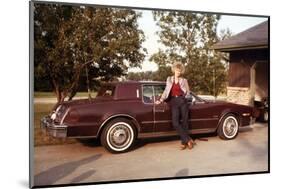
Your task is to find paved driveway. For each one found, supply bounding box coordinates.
[33,122,268,186]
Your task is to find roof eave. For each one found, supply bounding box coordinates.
[213,44,268,52]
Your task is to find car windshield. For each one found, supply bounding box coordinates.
[96,85,116,97]
[190,92,206,102]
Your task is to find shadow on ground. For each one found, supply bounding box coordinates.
[34,154,102,186]
[131,133,216,151]
[175,168,189,177]
[75,133,218,152]
[77,138,101,147]
[74,126,259,152]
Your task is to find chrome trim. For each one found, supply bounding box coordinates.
[60,108,70,125]
[152,86,156,103]
[155,120,172,123]
[142,118,218,124]
[152,86,157,132]
[141,120,172,124]
[138,131,178,138]
[141,121,154,124]
[136,89,140,98]
[189,118,219,121]
[242,113,251,116]
[41,116,68,138]
[154,109,165,113]
[190,128,217,134]
[138,128,216,139]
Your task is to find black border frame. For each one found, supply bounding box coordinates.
[29,0,270,188]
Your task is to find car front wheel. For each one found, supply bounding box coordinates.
[217,114,239,140]
[101,118,136,153]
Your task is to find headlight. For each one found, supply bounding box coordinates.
[55,105,62,114]
[50,105,66,121]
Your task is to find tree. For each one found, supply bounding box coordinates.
[34,3,146,103]
[151,11,228,96]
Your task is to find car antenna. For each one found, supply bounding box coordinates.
[85,64,92,101]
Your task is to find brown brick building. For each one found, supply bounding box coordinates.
[213,20,269,107]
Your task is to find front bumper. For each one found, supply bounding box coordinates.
[40,116,67,138]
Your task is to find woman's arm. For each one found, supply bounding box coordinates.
[160,77,170,102]
[184,78,190,95]
[155,77,170,104]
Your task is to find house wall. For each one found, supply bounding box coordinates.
[227,49,268,105]
[227,86,251,105]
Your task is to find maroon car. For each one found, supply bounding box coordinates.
[41,81,259,153]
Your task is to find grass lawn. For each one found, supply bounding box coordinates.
[33,103,77,146]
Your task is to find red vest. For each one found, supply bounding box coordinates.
[171,82,183,96]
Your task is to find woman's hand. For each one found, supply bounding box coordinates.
[155,100,162,105]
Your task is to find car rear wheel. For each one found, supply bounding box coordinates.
[218,114,239,140]
[101,118,136,153]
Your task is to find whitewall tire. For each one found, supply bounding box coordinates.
[218,114,239,140]
[101,118,136,153]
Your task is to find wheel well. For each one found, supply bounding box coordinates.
[216,112,242,132]
[97,116,139,140]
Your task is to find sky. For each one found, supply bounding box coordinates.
[128,10,268,73]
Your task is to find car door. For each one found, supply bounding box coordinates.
[138,85,155,133]
[189,94,218,131]
[153,85,174,132]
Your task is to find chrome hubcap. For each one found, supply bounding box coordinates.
[109,124,131,149]
[112,128,127,144]
[223,117,238,138]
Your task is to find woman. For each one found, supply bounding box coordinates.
[155,62,194,150]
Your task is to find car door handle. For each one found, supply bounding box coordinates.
[154,106,166,112]
[155,109,165,112]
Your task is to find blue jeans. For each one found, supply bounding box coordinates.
[170,96,191,144]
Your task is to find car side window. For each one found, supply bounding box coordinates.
[154,85,165,101]
[142,85,154,104]
[96,85,115,97]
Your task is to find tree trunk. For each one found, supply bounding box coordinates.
[68,85,78,101]
[52,79,61,104]
[67,65,83,101]
[52,79,67,105]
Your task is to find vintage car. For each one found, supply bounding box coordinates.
[41,81,259,153]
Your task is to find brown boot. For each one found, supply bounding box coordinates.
[187,140,194,149]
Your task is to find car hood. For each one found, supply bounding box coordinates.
[204,99,228,104]
[205,99,252,108]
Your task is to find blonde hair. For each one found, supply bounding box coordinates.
[171,61,185,74]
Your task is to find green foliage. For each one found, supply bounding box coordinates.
[127,65,172,82]
[127,71,154,81]
[34,3,146,103]
[151,11,230,96]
